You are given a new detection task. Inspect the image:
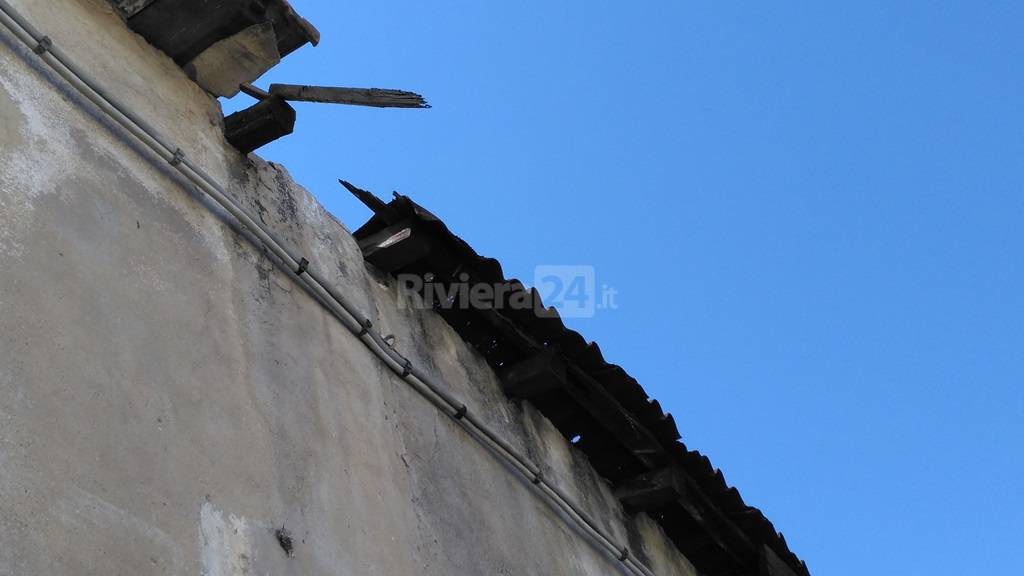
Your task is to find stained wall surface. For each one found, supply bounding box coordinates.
[0,1,697,575]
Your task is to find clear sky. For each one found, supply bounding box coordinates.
[226,2,1024,573]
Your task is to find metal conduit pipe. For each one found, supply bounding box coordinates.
[0,4,658,575]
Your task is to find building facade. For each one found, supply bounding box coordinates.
[0,2,807,575]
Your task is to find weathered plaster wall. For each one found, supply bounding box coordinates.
[0,1,697,575]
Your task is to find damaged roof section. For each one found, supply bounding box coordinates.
[109,0,319,97]
[108,2,427,154]
[348,183,811,576]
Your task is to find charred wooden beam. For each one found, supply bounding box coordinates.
[498,350,567,399]
[677,482,759,573]
[593,435,761,572]
[342,180,401,225]
[224,95,296,154]
[468,304,669,468]
[614,467,687,512]
[679,497,753,565]
[615,466,759,574]
[357,220,434,274]
[269,84,430,109]
[560,367,669,467]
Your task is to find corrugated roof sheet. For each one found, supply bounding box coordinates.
[350,187,811,576]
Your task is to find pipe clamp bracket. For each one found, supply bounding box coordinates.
[356,318,372,336]
[169,148,185,167]
[33,36,52,55]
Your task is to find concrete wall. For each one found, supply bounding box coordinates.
[0,1,697,574]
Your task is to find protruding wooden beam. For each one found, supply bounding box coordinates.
[269,84,430,109]
[341,180,401,225]
[240,82,271,101]
[614,467,687,512]
[357,220,433,274]
[224,95,296,154]
[498,350,567,399]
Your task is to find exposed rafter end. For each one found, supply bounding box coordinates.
[224,95,295,154]
[614,467,687,512]
[499,350,567,399]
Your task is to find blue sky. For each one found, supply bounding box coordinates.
[227,2,1024,573]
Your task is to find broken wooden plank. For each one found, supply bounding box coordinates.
[498,350,567,399]
[224,95,296,154]
[269,84,430,108]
